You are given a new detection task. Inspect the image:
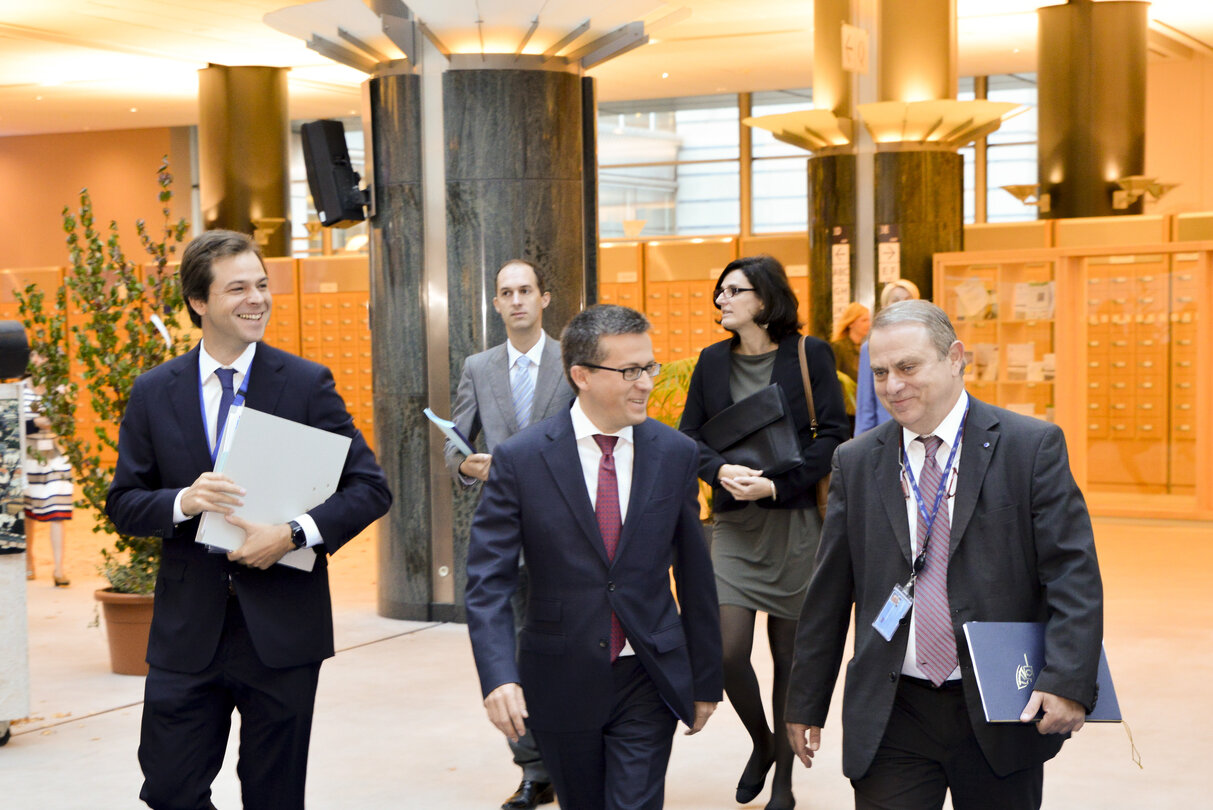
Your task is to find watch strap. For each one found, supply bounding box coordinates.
[287,519,307,549]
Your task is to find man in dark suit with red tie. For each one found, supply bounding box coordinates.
[466,304,723,810]
[785,301,1103,810]
[107,229,390,810]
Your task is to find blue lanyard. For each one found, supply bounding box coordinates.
[901,402,968,579]
[199,364,251,464]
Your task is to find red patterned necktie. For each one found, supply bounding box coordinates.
[593,434,626,661]
[914,434,957,686]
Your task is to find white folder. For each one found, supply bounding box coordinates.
[196,406,352,571]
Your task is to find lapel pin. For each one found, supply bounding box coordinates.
[983,442,990,448]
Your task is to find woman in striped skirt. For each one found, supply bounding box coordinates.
[24,381,72,586]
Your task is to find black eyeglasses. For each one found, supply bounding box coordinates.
[580,362,662,381]
[714,285,755,300]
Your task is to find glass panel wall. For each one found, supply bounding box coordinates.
[751,89,812,233]
[599,95,739,238]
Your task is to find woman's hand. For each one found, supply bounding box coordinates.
[718,463,763,482]
[719,474,775,501]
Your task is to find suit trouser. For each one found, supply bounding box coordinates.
[139,595,321,810]
[531,656,678,810]
[852,677,1043,810]
[509,563,549,782]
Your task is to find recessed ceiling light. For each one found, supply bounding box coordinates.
[130,107,138,112]
[1013,48,1020,53]
[662,72,669,79]
[35,96,43,101]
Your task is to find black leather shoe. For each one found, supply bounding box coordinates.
[0,724,11,747]
[501,779,555,809]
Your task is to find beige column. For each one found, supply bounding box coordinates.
[197,65,291,256]
[879,0,956,103]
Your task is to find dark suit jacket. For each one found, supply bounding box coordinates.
[106,343,391,672]
[443,331,573,486]
[679,334,849,512]
[786,396,1103,778]
[465,410,723,733]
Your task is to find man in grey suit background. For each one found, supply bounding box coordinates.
[445,258,573,809]
[786,301,1103,810]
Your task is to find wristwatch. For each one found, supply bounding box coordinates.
[287,520,307,550]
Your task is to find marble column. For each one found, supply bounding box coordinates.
[443,59,590,619]
[367,72,430,621]
[1038,0,1148,218]
[874,151,964,302]
[808,153,856,340]
[197,65,291,256]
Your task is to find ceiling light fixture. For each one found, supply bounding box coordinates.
[1112,176,1180,209]
[1001,184,1050,213]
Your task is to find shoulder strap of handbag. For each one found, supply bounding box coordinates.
[797,335,819,439]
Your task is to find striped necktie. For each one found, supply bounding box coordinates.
[511,355,534,430]
[914,434,957,686]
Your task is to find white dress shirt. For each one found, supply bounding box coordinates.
[172,340,321,548]
[900,390,968,681]
[569,396,635,656]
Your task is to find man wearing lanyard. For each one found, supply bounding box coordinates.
[785,300,1103,809]
[107,229,391,810]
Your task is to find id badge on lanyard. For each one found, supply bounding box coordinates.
[870,404,967,642]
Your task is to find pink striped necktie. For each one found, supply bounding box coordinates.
[914,434,957,686]
[593,434,626,661]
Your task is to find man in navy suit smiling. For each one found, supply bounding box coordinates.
[466,304,723,810]
[107,229,390,810]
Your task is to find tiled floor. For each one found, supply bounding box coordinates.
[1,514,1210,808]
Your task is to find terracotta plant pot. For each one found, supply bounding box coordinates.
[94,588,154,676]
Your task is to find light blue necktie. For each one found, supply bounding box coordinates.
[512,355,534,430]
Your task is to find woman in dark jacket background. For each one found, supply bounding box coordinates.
[680,255,848,809]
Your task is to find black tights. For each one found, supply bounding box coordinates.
[720,604,799,807]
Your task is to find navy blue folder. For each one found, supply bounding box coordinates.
[962,621,1121,723]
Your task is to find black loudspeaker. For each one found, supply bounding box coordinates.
[301,119,367,228]
[0,321,30,379]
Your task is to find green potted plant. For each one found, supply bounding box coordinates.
[647,355,713,523]
[18,158,190,675]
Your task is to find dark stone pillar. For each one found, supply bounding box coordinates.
[367,72,430,621]
[442,62,591,618]
[197,65,291,256]
[808,153,855,340]
[1038,0,1148,218]
[873,151,963,303]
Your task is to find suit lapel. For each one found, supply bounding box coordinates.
[950,397,998,551]
[873,422,914,566]
[243,343,288,415]
[532,332,565,420]
[167,346,214,473]
[486,344,518,433]
[540,412,608,564]
[615,419,658,563]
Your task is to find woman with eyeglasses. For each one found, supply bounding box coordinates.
[679,255,848,810]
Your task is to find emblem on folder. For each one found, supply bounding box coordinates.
[1015,653,1034,690]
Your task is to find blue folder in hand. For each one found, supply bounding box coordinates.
[963,621,1121,723]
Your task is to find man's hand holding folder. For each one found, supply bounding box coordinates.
[225,514,296,570]
[1020,691,1087,735]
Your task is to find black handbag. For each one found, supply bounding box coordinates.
[699,383,804,476]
